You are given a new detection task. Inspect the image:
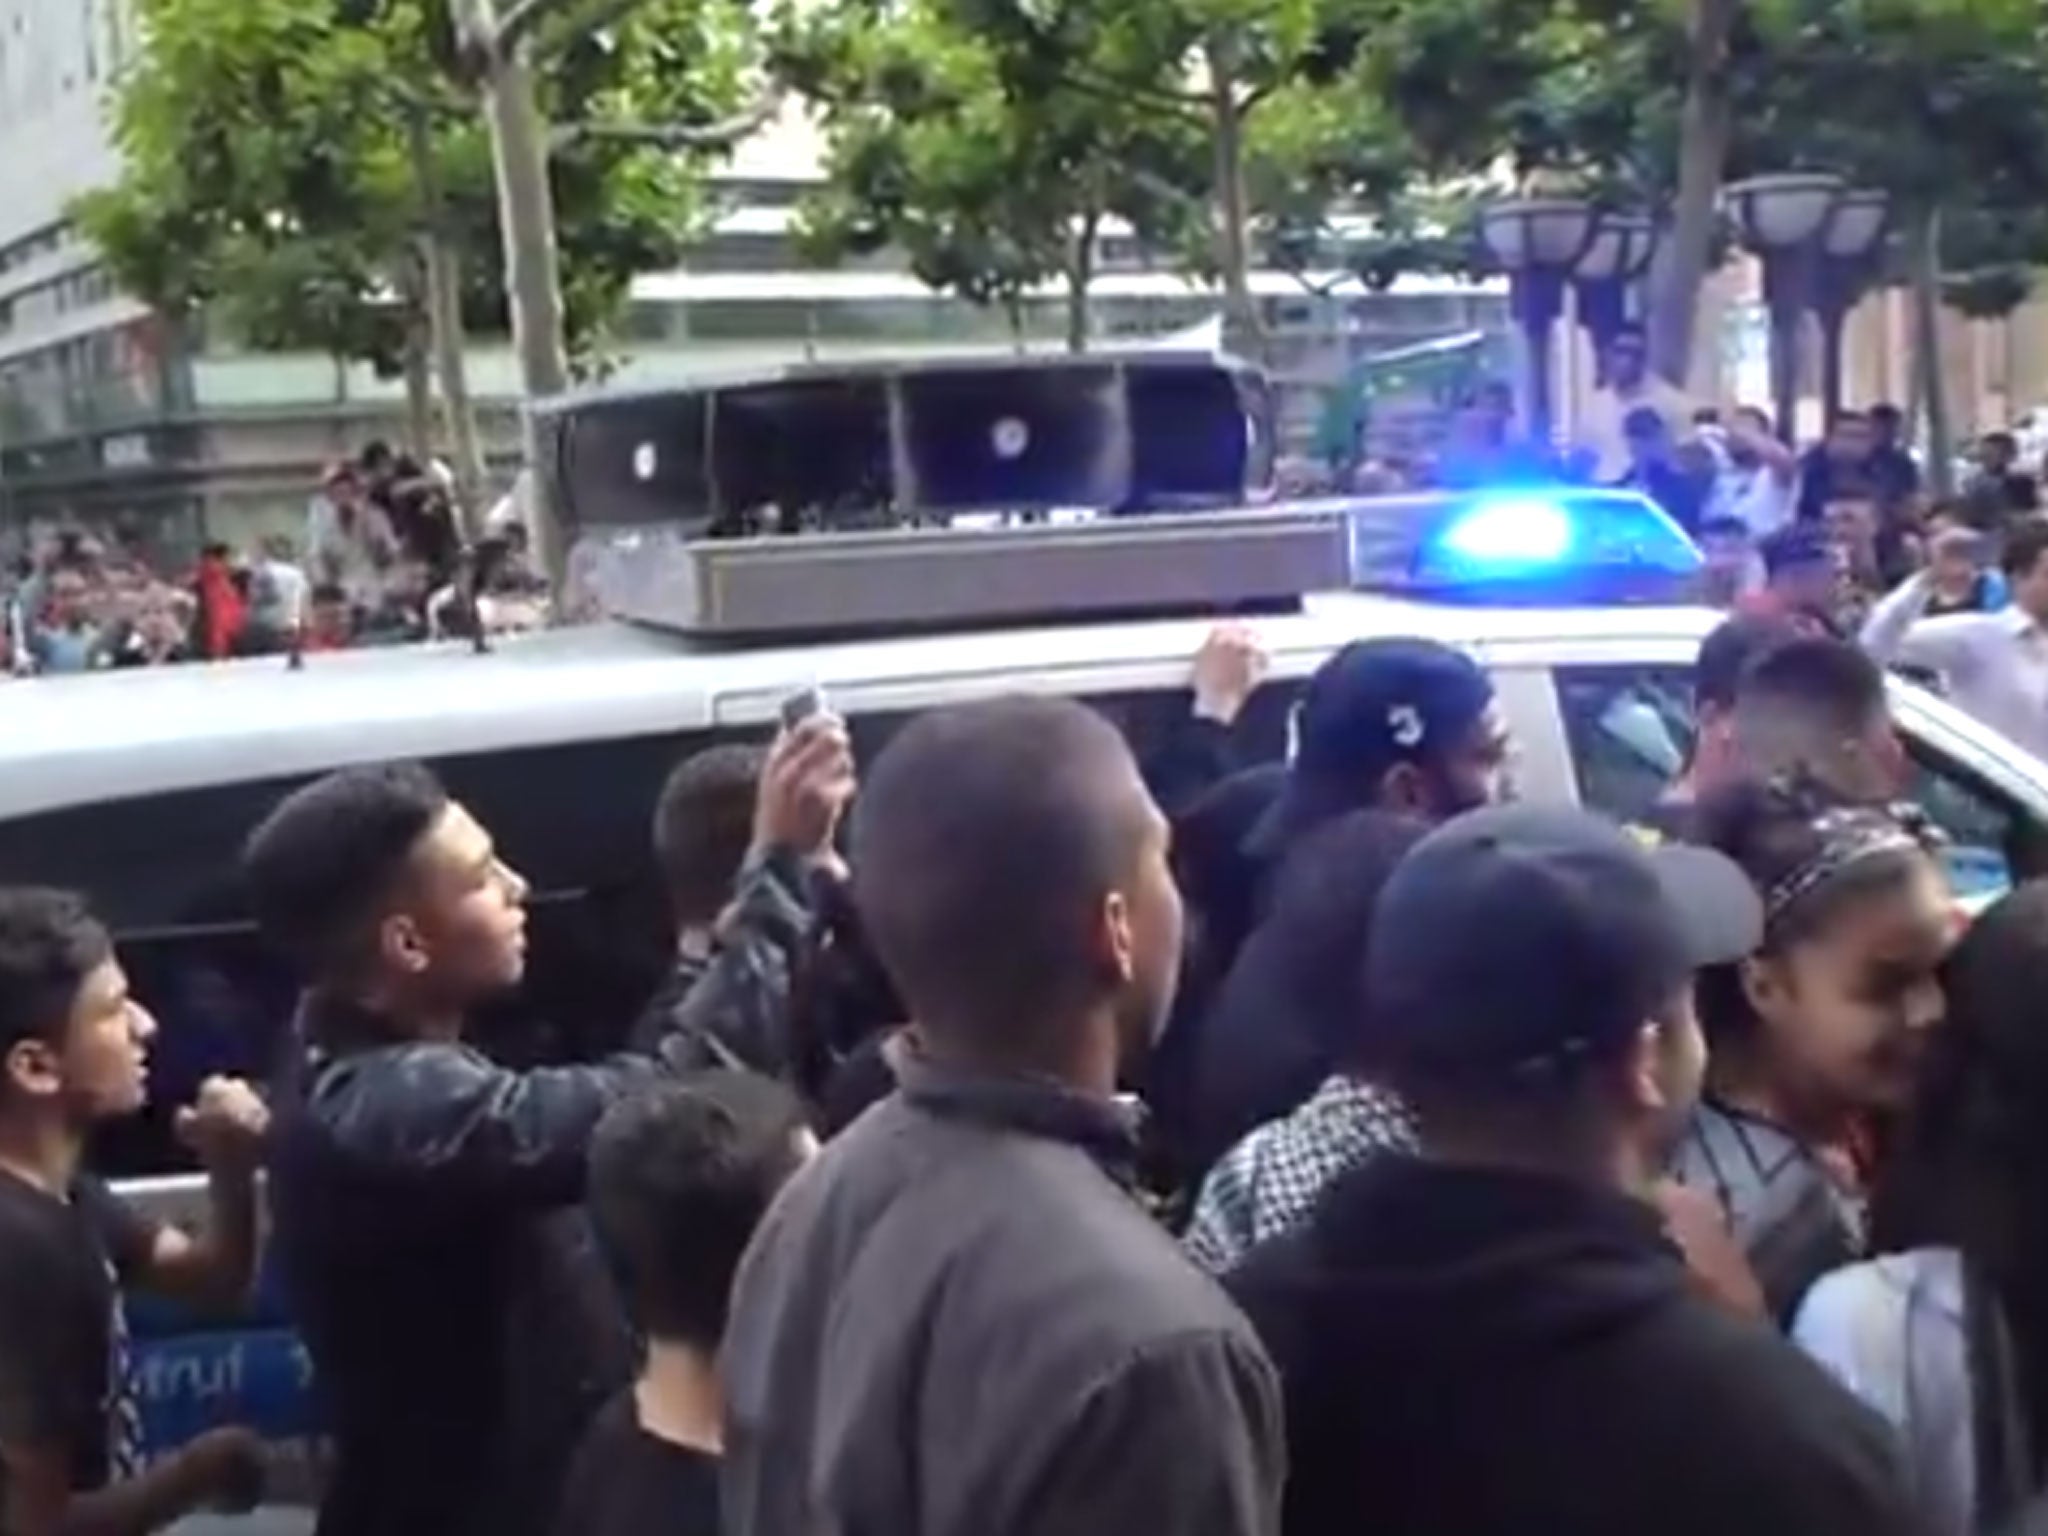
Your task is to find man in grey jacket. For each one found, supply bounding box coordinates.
[720,694,1284,1536]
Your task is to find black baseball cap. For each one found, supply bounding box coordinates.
[1362,805,1762,1082]
[1245,638,1494,859]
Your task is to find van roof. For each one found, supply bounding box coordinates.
[0,596,1721,819]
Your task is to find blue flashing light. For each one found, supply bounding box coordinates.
[1435,496,1575,568]
[1411,488,1702,597]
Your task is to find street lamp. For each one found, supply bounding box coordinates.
[1721,171,1846,441]
[1572,213,1659,381]
[1480,197,1599,448]
[1814,188,1890,422]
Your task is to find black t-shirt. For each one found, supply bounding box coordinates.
[552,1393,719,1536]
[0,1171,156,1493]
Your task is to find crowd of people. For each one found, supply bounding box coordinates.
[4,594,2048,1536]
[0,443,548,678]
[1313,321,2046,649]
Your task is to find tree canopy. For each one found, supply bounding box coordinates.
[75,0,759,374]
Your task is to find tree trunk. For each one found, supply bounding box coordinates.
[406,107,491,540]
[458,0,571,588]
[1065,210,1099,354]
[425,231,491,541]
[1649,0,1736,387]
[1910,207,1953,495]
[1204,32,1261,361]
[397,261,437,461]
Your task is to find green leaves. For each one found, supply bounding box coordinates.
[77,0,758,372]
[786,0,1205,324]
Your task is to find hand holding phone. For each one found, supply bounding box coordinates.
[780,684,827,731]
[757,689,854,858]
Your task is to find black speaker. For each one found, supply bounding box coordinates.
[541,352,1274,536]
[898,362,1125,511]
[545,387,711,529]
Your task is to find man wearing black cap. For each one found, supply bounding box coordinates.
[1246,637,1509,860]
[1158,637,1510,1174]
[1228,806,1917,1536]
[1175,637,1507,1003]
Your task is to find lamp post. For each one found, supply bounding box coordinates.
[1480,197,1599,448]
[1721,172,1846,442]
[1812,188,1890,423]
[1571,213,1659,383]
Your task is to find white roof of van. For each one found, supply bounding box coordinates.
[0,596,1721,819]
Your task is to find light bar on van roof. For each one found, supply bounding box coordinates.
[591,489,1700,638]
[593,510,1354,638]
[1352,487,1703,606]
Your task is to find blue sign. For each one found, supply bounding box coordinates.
[133,1328,323,1456]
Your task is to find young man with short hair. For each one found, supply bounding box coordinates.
[1744,522,1845,636]
[554,1072,813,1536]
[0,888,269,1536]
[1862,515,2048,759]
[247,728,852,1536]
[721,695,1284,1536]
[1727,635,1905,805]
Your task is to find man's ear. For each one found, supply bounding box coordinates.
[376,912,432,977]
[1738,954,1789,1022]
[1378,762,1428,814]
[3,1036,62,1101]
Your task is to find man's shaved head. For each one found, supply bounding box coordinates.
[851,695,1181,1060]
[1731,637,1899,801]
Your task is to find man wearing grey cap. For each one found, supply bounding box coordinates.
[1227,805,1918,1536]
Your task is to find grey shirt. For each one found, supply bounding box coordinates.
[719,1057,1285,1536]
[1668,1097,1863,1325]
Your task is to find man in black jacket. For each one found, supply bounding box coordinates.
[246,721,852,1536]
[1160,637,1508,1175]
[1229,805,1923,1536]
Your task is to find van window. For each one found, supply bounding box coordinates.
[0,731,714,1178]
[1556,664,2045,902]
[1897,744,2047,905]
[1554,665,1695,826]
[0,675,1274,1177]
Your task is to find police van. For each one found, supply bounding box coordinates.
[1,354,2041,1474]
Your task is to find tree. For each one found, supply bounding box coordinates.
[849,0,1368,354]
[1730,0,2048,479]
[77,0,760,546]
[450,0,774,577]
[777,0,1204,353]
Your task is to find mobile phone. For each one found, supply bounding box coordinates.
[780,685,827,730]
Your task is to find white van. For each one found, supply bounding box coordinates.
[1,490,2041,1465]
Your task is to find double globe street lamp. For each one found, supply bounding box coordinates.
[1479,198,1662,446]
[1721,173,1890,440]
[1572,212,1660,379]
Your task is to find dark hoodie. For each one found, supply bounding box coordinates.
[1179,811,1430,1175]
[1228,1157,1919,1536]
